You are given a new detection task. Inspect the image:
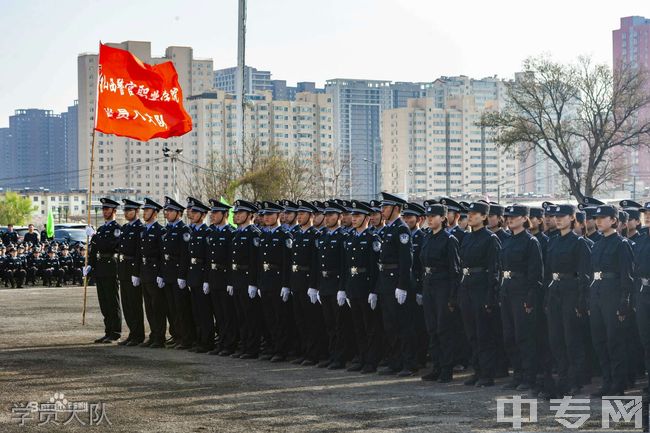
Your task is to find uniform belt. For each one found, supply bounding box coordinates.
[462,267,486,276]
[210,263,226,270]
[164,254,179,261]
[378,263,399,271]
[424,266,446,275]
[592,271,619,281]
[321,270,337,278]
[231,263,249,271]
[118,254,134,262]
[551,272,577,281]
[96,253,117,259]
[262,262,280,272]
[190,257,204,265]
[141,256,159,265]
[501,270,525,279]
[350,266,367,276]
[291,264,310,272]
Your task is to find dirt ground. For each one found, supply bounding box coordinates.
[0,286,645,432]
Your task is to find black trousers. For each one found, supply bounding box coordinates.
[162,280,178,340]
[142,281,166,343]
[209,271,238,352]
[233,281,261,355]
[96,277,122,338]
[44,269,64,286]
[546,287,586,390]
[501,286,537,385]
[6,269,26,287]
[459,286,497,380]
[119,278,144,342]
[422,280,456,371]
[636,291,650,387]
[26,266,39,284]
[260,286,290,357]
[190,284,215,349]
[320,293,353,364]
[173,283,196,346]
[590,286,628,392]
[378,287,418,372]
[349,296,383,368]
[291,281,328,362]
[534,288,554,389]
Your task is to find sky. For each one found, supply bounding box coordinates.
[0,0,648,127]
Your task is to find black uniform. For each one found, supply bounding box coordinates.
[289,225,328,363]
[343,227,383,371]
[316,226,352,367]
[411,227,428,367]
[88,220,122,340]
[161,220,190,346]
[59,253,75,283]
[4,255,26,287]
[377,218,416,373]
[633,234,650,390]
[258,225,293,359]
[184,223,213,351]
[2,231,18,246]
[117,220,144,343]
[138,221,166,346]
[23,231,39,246]
[459,226,501,385]
[43,255,64,286]
[207,223,238,354]
[230,224,262,357]
[590,232,634,395]
[26,253,44,285]
[545,230,592,393]
[419,227,461,380]
[499,230,543,389]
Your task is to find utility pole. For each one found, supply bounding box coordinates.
[236,0,247,160]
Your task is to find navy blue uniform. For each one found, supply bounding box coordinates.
[545,231,592,392]
[138,221,166,345]
[185,223,213,351]
[117,220,144,344]
[161,220,191,347]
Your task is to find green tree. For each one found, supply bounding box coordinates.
[0,192,36,225]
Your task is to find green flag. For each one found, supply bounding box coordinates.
[220,196,235,227]
[46,209,54,239]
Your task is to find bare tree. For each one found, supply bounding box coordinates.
[481,55,650,201]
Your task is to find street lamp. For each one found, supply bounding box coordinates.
[162,147,183,200]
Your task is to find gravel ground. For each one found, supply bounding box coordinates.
[0,286,645,432]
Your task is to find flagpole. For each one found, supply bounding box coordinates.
[82,44,102,325]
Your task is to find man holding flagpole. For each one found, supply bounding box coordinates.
[84,198,122,343]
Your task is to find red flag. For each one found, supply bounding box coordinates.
[95,43,192,141]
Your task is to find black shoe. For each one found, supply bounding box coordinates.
[104,334,120,342]
[495,368,509,379]
[291,357,305,365]
[438,370,453,383]
[590,387,611,398]
[259,353,273,361]
[188,345,201,353]
[139,340,153,348]
[239,353,258,360]
[502,380,520,390]
[421,368,441,381]
[361,365,377,374]
[270,355,285,363]
[475,378,495,387]
[175,344,192,350]
[231,351,243,358]
[218,349,233,357]
[328,361,345,370]
[317,360,331,368]
[194,346,210,353]
[463,374,479,386]
[397,369,417,377]
[347,363,363,372]
[117,339,130,346]
[378,367,399,376]
[301,360,317,366]
[516,383,531,391]
[207,348,221,355]
[93,335,109,344]
[126,340,142,347]
[149,342,165,349]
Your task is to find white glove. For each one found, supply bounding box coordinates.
[177,278,186,289]
[227,285,234,296]
[248,285,257,299]
[131,276,140,287]
[82,265,92,277]
[337,290,347,307]
[416,293,423,306]
[257,289,262,298]
[368,293,378,310]
[307,288,318,304]
[85,226,95,237]
[156,276,165,288]
[395,288,407,305]
[202,282,210,295]
[280,287,290,302]
[317,290,322,304]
